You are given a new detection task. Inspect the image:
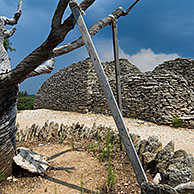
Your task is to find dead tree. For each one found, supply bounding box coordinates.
[0,0,140,177]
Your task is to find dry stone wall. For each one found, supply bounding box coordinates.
[121,71,194,125]
[34,58,194,128]
[34,58,141,114]
[15,121,194,193]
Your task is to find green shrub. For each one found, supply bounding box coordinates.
[17,91,35,110]
[172,117,181,128]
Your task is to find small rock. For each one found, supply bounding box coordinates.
[6,176,12,181]
[13,178,18,182]
[137,120,145,124]
[153,173,161,184]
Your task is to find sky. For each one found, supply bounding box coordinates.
[0,0,194,94]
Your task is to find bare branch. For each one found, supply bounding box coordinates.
[17,0,22,12]
[0,0,96,84]
[126,0,141,15]
[79,0,95,11]
[4,0,22,25]
[53,0,140,57]
[0,0,140,84]
[27,57,55,78]
[51,0,70,29]
[4,27,16,39]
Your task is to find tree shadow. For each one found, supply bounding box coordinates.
[47,147,83,161]
[45,147,96,193]
[43,174,95,193]
[50,166,76,174]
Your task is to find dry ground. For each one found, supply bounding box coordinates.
[1,109,194,194]
[1,142,106,194]
[1,141,142,194]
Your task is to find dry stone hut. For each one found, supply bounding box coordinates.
[34,58,194,128]
[34,58,141,113]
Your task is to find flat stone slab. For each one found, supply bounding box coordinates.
[13,147,49,174]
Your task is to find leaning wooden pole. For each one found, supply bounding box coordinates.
[112,19,122,113]
[69,0,148,185]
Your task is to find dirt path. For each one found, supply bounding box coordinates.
[2,109,194,194]
[17,109,194,155]
[2,143,106,194]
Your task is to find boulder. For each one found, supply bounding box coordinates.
[141,182,178,194]
[160,149,194,187]
[155,141,175,173]
[13,147,49,174]
[174,181,194,194]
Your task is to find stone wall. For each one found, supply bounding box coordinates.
[34,58,194,128]
[15,121,194,193]
[121,71,194,125]
[34,58,141,113]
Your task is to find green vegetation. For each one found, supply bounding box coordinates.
[17,91,35,110]
[4,38,16,52]
[54,185,57,194]
[0,172,4,181]
[85,131,116,191]
[85,142,98,154]
[99,133,113,162]
[172,116,182,128]
[106,162,115,190]
[80,174,84,194]
[59,135,65,144]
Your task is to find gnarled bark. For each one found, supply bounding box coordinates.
[0,85,18,177]
[0,0,140,178]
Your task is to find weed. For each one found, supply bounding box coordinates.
[54,185,57,194]
[172,117,181,128]
[99,133,112,162]
[85,131,117,192]
[106,161,115,191]
[59,135,65,143]
[0,172,4,181]
[80,174,84,194]
[85,142,98,154]
[69,139,75,150]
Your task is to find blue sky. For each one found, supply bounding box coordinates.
[1,0,194,94]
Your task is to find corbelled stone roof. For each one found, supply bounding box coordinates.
[34,58,194,128]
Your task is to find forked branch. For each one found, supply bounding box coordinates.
[1,0,95,84]
[3,0,22,25]
[54,0,141,57]
[51,0,70,29]
[0,0,141,84]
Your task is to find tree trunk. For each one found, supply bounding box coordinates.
[0,85,18,177]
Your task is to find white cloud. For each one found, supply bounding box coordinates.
[120,48,179,72]
[95,39,179,72]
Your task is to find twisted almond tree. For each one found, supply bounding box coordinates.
[0,0,140,177]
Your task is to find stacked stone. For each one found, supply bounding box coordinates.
[34,58,141,114]
[154,58,194,92]
[15,121,119,142]
[15,121,194,193]
[34,57,194,128]
[121,71,194,125]
[34,59,93,112]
